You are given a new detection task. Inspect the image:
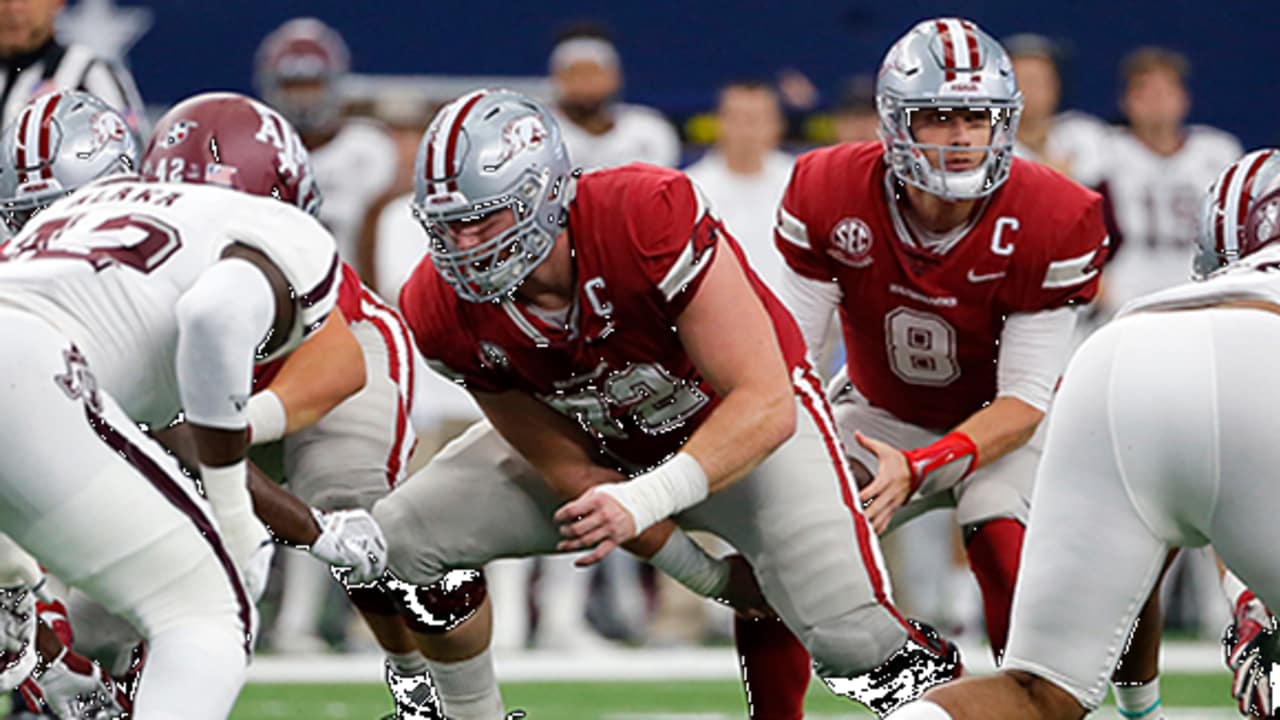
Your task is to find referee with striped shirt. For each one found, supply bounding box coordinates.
[0,0,144,131]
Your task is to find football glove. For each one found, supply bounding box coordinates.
[0,584,36,691]
[21,648,131,720]
[1223,589,1277,717]
[309,508,388,585]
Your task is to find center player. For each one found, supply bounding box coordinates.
[374,87,963,719]
[888,150,1280,719]
[0,90,339,718]
[773,14,1106,671]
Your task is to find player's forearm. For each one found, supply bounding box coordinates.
[247,464,320,547]
[955,396,1044,468]
[261,310,365,438]
[682,381,796,494]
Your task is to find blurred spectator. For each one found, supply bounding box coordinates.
[549,24,679,169]
[0,0,144,129]
[1004,33,1108,185]
[253,17,398,655]
[685,80,792,290]
[830,74,879,144]
[255,17,397,273]
[1095,46,1242,316]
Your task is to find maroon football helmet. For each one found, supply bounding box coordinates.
[140,92,321,215]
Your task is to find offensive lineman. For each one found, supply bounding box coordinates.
[888,149,1280,718]
[0,90,339,717]
[374,88,962,719]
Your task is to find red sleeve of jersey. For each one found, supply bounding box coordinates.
[398,267,504,393]
[335,262,363,322]
[773,155,835,281]
[1008,194,1109,313]
[627,171,722,316]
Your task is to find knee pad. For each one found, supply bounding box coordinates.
[821,619,963,716]
[805,603,907,678]
[383,570,486,635]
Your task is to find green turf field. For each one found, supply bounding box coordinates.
[223,673,1235,719]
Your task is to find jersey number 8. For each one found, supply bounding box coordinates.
[884,307,960,386]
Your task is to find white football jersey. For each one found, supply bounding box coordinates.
[554,103,680,170]
[685,149,793,291]
[0,178,339,426]
[311,119,398,263]
[1118,243,1280,318]
[1097,125,1243,312]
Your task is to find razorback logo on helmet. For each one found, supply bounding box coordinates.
[250,101,307,181]
[90,111,128,148]
[481,115,548,173]
[164,121,198,147]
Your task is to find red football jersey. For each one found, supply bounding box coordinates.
[400,164,808,472]
[776,142,1106,430]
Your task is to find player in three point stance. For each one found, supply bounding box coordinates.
[888,151,1280,718]
[372,87,962,719]
[0,90,340,719]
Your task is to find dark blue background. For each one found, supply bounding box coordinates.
[122,0,1275,148]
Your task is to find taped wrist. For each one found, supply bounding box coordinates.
[648,529,728,598]
[246,390,286,445]
[596,452,708,536]
[200,461,270,566]
[903,431,978,495]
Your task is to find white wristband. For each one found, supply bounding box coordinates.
[1223,569,1249,608]
[596,452,709,537]
[200,461,270,567]
[648,530,728,598]
[246,390,287,446]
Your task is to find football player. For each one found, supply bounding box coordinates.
[888,150,1280,718]
[255,17,397,267]
[373,88,964,719]
[0,90,340,717]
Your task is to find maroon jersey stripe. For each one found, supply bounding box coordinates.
[84,407,255,656]
[300,253,341,309]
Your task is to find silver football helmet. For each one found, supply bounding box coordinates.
[877,18,1023,200]
[1195,149,1280,279]
[0,90,139,237]
[411,89,574,303]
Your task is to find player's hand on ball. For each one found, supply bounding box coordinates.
[555,487,637,567]
[1223,590,1277,717]
[309,508,389,585]
[854,431,914,534]
[715,554,774,620]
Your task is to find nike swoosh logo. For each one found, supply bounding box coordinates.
[967,269,1007,283]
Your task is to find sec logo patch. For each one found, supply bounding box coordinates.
[828,217,874,268]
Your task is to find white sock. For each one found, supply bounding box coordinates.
[1114,678,1163,720]
[886,700,953,719]
[387,649,429,675]
[428,648,505,720]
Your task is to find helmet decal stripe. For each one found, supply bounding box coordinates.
[959,20,982,79]
[1232,150,1276,254]
[14,104,35,183]
[36,92,64,180]
[443,90,488,193]
[934,20,957,81]
[1214,163,1241,257]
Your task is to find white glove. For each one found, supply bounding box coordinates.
[32,650,128,720]
[0,585,36,691]
[309,508,388,585]
[241,538,275,603]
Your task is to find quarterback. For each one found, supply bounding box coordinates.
[890,150,1280,718]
